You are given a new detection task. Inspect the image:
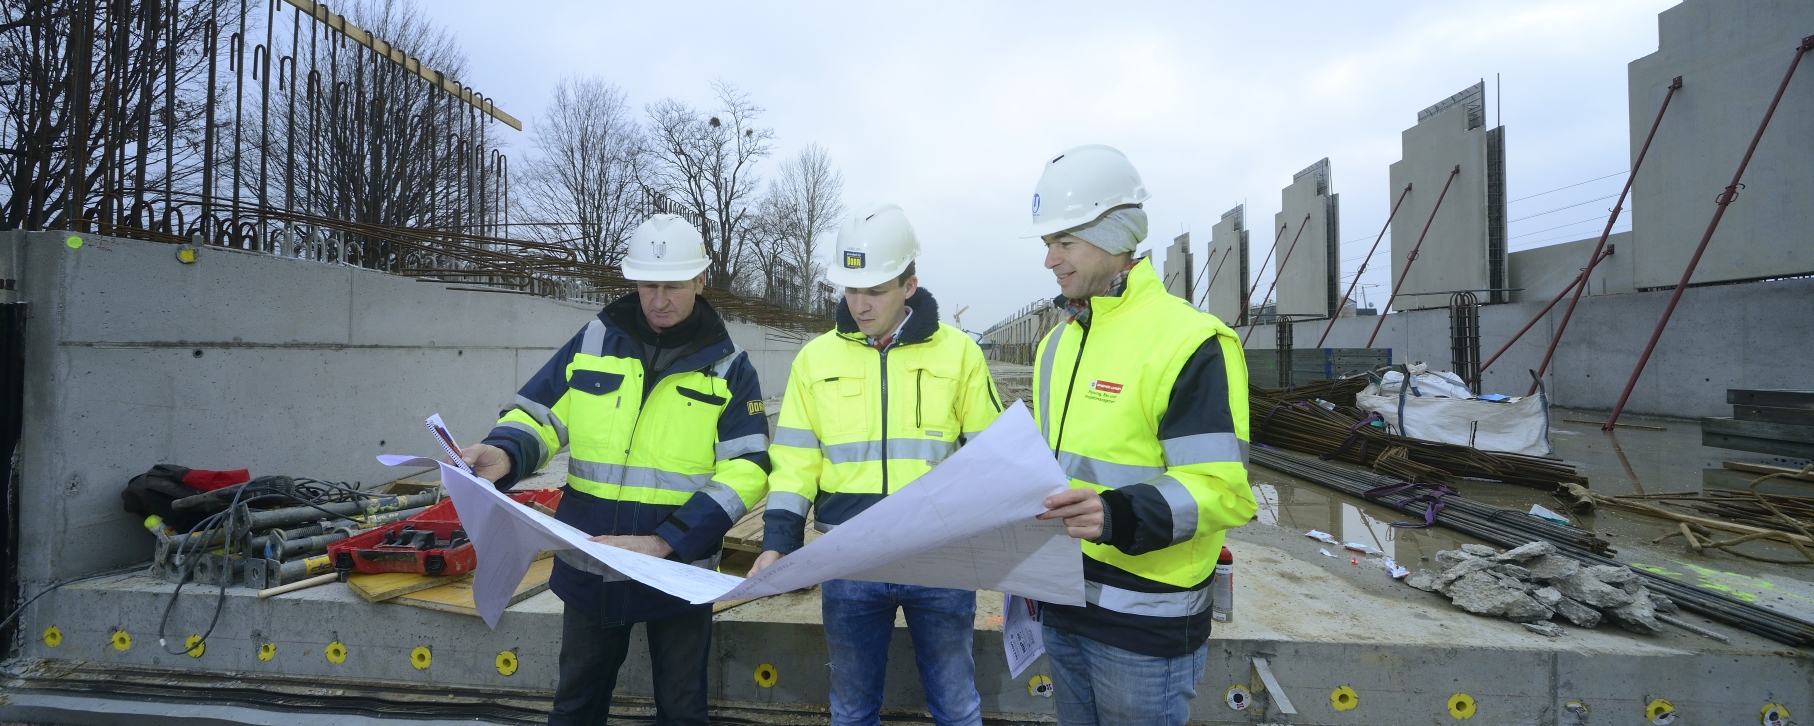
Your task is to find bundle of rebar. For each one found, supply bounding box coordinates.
[1251,383,1586,489]
[1253,446,1814,647]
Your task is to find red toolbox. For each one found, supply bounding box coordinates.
[328,489,562,578]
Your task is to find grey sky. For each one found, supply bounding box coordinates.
[434,0,1678,329]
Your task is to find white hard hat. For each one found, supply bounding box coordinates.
[825,203,921,289]
[1019,144,1150,239]
[620,214,710,282]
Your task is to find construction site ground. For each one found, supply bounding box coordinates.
[1,362,1809,725]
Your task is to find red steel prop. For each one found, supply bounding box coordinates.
[1317,183,1413,347]
[1366,166,1461,348]
[1604,38,1810,430]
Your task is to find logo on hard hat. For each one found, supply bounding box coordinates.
[843,251,866,269]
[651,241,667,260]
[1031,193,1041,216]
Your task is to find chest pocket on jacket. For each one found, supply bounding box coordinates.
[810,375,868,440]
[639,375,729,472]
[911,368,959,435]
[566,366,635,454]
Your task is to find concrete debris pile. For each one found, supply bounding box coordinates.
[1404,541,1677,637]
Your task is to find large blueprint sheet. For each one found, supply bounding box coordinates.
[379,401,1083,627]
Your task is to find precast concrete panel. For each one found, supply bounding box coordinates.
[1162,232,1192,300]
[1386,82,1510,311]
[1627,0,1814,289]
[1204,205,1250,325]
[1273,158,1341,319]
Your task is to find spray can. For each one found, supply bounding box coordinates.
[1211,546,1235,623]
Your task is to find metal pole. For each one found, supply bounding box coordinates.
[1604,39,1810,430]
[1199,245,1233,311]
[1190,247,1218,304]
[1511,77,1684,390]
[1367,165,1461,348]
[1242,213,1311,345]
[1236,222,1287,338]
[1317,183,1411,347]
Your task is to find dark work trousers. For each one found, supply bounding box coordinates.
[548,605,713,726]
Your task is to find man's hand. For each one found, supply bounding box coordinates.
[1038,487,1104,541]
[747,550,784,576]
[460,443,512,484]
[588,535,675,559]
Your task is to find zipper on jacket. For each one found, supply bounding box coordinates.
[879,347,891,495]
[1052,325,1089,456]
[916,370,924,429]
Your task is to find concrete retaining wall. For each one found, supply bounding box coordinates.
[7,231,803,585]
[1244,276,1814,419]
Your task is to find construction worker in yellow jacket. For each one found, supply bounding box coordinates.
[1025,145,1257,726]
[460,214,770,726]
[749,203,1003,726]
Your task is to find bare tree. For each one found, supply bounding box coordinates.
[516,77,644,266]
[778,143,843,298]
[643,80,773,286]
[743,143,844,310]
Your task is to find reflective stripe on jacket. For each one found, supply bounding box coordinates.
[482,294,769,625]
[1032,258,1256,658]
[763,288,1003,552]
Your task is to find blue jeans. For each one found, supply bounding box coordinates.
[1041,625,1207,726]
[821,579,983,726]
[548,606,711,726]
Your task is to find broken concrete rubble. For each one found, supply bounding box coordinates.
[1402,542,1678,638]
[1523,621,1566,637]
[1523,554,1580,581]
[1552,570,1636,608]
[1555,596,1603,628]
[1608,589,1663,635]
[1493,540,1557,562]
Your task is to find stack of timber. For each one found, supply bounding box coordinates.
[1702,389,1814,460]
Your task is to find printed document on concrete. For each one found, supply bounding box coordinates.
[378,400,1084,627]
[1003,593,1046,678]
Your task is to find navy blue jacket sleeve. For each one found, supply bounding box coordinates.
[482,325,586,491]
[1099,335,1234,555]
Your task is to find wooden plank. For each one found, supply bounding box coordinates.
[389,558,554,617]
[1701,417,1814,444]
[1727,389,1814,410]
[1702,432,1814,460]
[346,570,464,603]
[1734,404,1814,427]
[1723,461,1814,482]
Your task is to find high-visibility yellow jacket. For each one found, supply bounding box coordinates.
[1032,258,1256,658]
[763,289,1002,551]
[482,294,769,625]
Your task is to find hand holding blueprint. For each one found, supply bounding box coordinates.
[379,401,1083,627]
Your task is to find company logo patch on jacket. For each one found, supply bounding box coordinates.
[1084,379,1124,404]
[747,400,766,416]
[843,250,866,269]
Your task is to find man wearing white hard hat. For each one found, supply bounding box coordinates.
[460,214,771,725]
[1023,145,1257,726]
[750,203,1003,726]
